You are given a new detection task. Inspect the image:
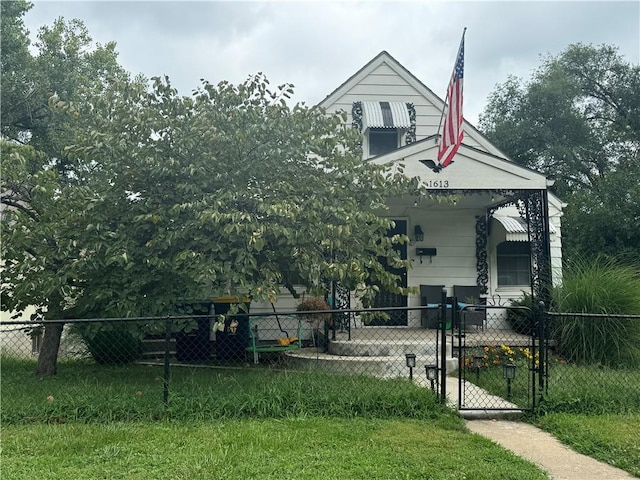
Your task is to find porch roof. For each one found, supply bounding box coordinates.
[368,136,551,190]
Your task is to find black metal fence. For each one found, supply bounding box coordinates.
[1,306,639,415]
[454,304,541,412]
[541,311,640,414]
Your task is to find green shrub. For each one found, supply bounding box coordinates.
[551,256,640,367]
[84,329,142,365]
[506,291,536,335]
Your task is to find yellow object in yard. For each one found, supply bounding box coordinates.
[277,337,298,346]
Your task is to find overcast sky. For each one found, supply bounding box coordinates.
[24,1,640,126]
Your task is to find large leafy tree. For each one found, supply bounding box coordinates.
[64,73,413,317]
[1,1,125,158]
[2,7,416,375]
[1,2,130,375]
[479,43,640,261]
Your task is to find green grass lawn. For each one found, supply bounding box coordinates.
[536,413,640,478]
[2,418,549,480]
[3,356,639,479]
[1,357,549,479]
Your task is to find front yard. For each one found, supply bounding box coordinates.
[1,357,638,478]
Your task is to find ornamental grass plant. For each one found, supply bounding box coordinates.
[551,256,640,368]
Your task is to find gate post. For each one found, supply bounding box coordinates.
[439,289,447,404]
[537,301,547,407]
[163,315,172,411]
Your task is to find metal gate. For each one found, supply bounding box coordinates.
[438,301,545,412]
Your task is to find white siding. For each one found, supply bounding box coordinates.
[323,61,487,156]
[401,210,482,307]
[249,286,313,342]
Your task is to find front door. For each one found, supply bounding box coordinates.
[371,219,408,326]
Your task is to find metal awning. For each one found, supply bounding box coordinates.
[493,216,556,242]
[362,101,411,129]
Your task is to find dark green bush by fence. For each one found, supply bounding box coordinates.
[84,330,142,365]
[507,292,536,336]
[551,256,640,368]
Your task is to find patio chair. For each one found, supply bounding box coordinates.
[420,285,445,328]
[453,285,485,330]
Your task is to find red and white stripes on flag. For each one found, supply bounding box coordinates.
[437,29,466,169]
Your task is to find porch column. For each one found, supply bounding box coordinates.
[519,189,552,305]
[475,214,489,294]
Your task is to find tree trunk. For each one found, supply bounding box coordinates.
[35,321,64,376]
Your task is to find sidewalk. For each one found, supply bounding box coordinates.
[444,377,636,480]
[466,420,636,480]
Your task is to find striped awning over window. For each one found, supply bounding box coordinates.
[493,216,556,242]
[362,101,411,129]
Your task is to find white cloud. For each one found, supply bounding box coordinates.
[25,1,640,125]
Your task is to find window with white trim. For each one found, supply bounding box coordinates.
[497,241,531,287]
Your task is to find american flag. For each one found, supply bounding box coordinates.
[437,30,466,169]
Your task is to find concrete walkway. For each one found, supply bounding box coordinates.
[466,420,636,480]
[443,378,636,480]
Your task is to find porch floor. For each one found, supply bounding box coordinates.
[332,326,535,347]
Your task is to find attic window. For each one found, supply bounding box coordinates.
[352,102,416,150]
[369,128,399,156]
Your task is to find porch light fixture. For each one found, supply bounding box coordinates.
[405,353,416,381]
[503,363,517,401]
[413,225,424,242]
[425,364,438,391]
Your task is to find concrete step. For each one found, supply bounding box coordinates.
[328,338,451,357]
[286,348,457,378]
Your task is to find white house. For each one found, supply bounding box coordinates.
[2,51,565,348]
[303,50,564,327]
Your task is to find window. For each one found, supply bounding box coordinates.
[497,242,531,287]
[369,128,399,156]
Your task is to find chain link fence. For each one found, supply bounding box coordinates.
[542,312,640,414]
[1,306,639,415]
[0,308,442,375]
[455,305,540,411]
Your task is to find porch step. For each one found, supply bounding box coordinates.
[328,338,450,358]
[286,348,457,378]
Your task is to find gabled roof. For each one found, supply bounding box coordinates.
[320,51,563,198]
[320,51,438,108]
[318,50,513,163]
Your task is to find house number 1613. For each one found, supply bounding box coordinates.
[425,180,449,188]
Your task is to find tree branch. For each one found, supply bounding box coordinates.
[0,197,40,221]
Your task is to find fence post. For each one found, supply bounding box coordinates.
[439,289,447,404]
[538,301,546,406]
[163,315,171,411]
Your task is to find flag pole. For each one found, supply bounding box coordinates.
[435,27,467,146]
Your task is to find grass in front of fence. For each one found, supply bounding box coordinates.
[536,413,640,478]
[1,357,451,424]
[1,357,550,479]
[1,418,550,480]
[542,363,640,415]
